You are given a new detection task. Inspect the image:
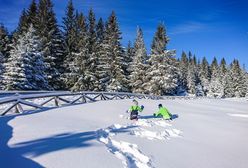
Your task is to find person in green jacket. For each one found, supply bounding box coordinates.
[153,104,172,120]
[128,99,144,120]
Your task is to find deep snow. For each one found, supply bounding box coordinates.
[0,98,248,168]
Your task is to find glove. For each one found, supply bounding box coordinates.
[141,105,144,110]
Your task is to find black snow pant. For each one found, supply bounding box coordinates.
[130,110,138,120]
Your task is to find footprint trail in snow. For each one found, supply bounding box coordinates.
[97,118,182,168]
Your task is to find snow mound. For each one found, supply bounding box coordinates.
[227,113,248,118]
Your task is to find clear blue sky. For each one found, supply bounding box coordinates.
[0,0,247,68]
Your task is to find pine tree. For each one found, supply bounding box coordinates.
[0,52,4,89]
[151,23,169,55]
[71,12,90,91]
[0,24,9,57]
[97,21,111,91]
[229,60,247,97]
[219,58,229,97]
[130,27,147,93]
[38,0,65,90]
[145,23,179,95]
[187,55,197,95]
[245,70,248,97]
[3,25,50,90]
[26,0,38,29]
[96,18,105,43]
[144,50,178,95]
[86,9,100,91]
[199,57,210,95]
[15,9,29,36]
[178,51,188,91]
[124,41,135,90]
[105,11,127,92]
[208,57,224,97]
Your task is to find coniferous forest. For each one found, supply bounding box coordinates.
[0,0,247,97]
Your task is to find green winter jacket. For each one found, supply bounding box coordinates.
[129,105,143,112]
[154,107,172,119]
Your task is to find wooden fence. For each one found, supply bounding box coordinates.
[0,92,163,116]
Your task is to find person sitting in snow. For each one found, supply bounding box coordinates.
[153,104,172,120]
[128,99,144,120]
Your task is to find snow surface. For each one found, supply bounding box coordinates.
[1,98,248,168]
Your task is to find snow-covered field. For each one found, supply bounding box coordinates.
[1,98,248,168]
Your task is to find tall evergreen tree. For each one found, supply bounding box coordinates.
[208,57,223,97]
[144,50,178,95]
[124,41,134,87]
[96,18,105,43]
[26,0,38,29]
[15,9,29,36]
[0,24,10,58]
[179,51,188,91]
[0,52,4,89]
[145,24,178,95]
[97,21,111,91]
[85,9,100,91]
[219,58,229,97]
[38,0,65,90]
[105,11,127,92]
[3,25,50,90]
[187,55,197,95]
[130,27,147,93]
[199,57,210,95]
[229,60,247,97]
[12,9,29,45]
[62,0,77,89]
[71,12,90,91]
[151,23,169,55]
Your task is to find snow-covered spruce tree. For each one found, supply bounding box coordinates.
[187,65,196,95]
[178,51,188,93]
[229,60,247,97]
[151,23,169,55]
[105,11,127,92]
[62,0,78,89]
[86,9,101,91]
[123,41,135,91]
[199,57,210,95]
[129,27,148,93]
[38,0,65,90]
[195,58,204,96]
[96,18,105,43]
[245,70,248,97]
[186,53,197,95]
[97,21,112,91]
[144,24,178,95]
[241,66,248,97]
[208,57,224,97]
[145,50,178,95]
[71,12,90,91]
[26,0,39,30]
[0,52,4,89]
[95,17,110,91]
[13,9,29,39]
[218,58,229,97]
[0,24,10,59]
[3,25,50,90]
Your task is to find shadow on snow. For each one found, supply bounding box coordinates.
[0,109,137,168]
[140,114,179,120]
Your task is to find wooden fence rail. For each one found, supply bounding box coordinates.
[0,92,163,116]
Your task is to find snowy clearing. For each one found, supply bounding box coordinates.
[1,98,248,168]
